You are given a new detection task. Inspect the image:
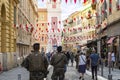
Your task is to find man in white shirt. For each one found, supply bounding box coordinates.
[78,52,86,80]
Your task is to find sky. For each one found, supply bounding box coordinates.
[38,0,84,20]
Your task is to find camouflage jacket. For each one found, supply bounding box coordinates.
[22,51,48,72]
[50,52,67,68]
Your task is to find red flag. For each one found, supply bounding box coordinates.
[30,24,33,27]
[110,0,112,3]
[14,24,16,28]
[78,27,82,31]
[63,29,66,32]
[26,24,28,32]
[92,0,95,4]
[74,0,77,4]
[81,16,83,19]
[109,8,111,13]
[39,28,41,30]
[102,10,105,14]
[19,24,22,28]
[57,28,60,32]
[48,23,49,26]
[52,28,54,32]
[65,0,68,3]
[65,20,67,23]
[36,24,38,27]
[30,27,34,33]
[42,23,44,26]
[100,0,104,3]
[53,22,55,25]
[46,28,48,31]
[74,18,76,21]
[53,0,56,3]
[68,28,70,31]
[117,5,119,10]
[84,0,86,3]
[59,21,61,24]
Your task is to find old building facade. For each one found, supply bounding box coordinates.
[95,0,120,68]
[0,0,19,70]
[63,2,96,52]
[47,0,62,52]
[16,0,38,65]
[37,8,48,52]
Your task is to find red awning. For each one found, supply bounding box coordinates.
[107,37,115,44]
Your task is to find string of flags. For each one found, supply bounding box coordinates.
[63,33,96,42]
[14,22,106,33]
[42,0,83,4]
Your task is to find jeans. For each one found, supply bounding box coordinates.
[91,66,97,79]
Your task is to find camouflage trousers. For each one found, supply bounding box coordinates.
[51,68,65,80]
[30,71,45,80]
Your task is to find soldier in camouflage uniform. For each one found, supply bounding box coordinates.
[50,46,68,80]
[22,43,49,80]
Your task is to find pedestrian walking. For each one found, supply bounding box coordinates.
[78,52,86,80]
[86,55,90,70]
[46,51,51,63]
[75,50,80,69]
[90,50,100,80]
[50,46,68,80]
[70,51,74,66]
[111,51,115,70]
[66,51,71,64]
[21,43,49,80]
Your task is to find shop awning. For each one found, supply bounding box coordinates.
[107,37,115,44]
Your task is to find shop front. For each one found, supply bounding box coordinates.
[106,21,120,69]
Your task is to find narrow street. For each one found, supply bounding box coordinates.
[47,63,91,80]
[0,62,110,80]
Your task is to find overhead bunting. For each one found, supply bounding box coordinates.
[41,0,86,4]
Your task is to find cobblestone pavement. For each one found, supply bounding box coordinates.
[0,67,29,80]
[96,65,120,80]
[47,64,91,80]
[1,63,119,80]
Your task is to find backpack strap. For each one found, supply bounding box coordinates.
[54,55,63,66]
[81,55,86,63]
